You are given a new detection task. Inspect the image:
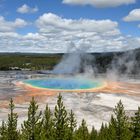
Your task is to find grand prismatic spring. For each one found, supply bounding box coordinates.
[22,77,105,91]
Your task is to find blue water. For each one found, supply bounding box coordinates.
[23,77,102,90]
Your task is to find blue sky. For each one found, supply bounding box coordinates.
[0,0,140,53]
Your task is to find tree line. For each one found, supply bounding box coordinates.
[0,54,61,70]
[0,94,140,140]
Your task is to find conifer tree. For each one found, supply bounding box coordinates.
[41,104,54,140]
[68,110,77,140]
[54,93,68,140]
[75,119,89,140]
[110,100,132,140]
[1,94,138,140]
[89,126,98,140]
[98,123,105,139]
[7,98,19,140]
[21,97,42,140]
[0,121,7,140]
[131,107,140,140]
[98,123,109,140]
[107,115,116,140]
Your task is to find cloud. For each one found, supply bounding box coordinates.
[36,13,120,34]
[62,0,136,8]
[0,16,28,32]
[23,33,45,40]
[17,4,38,14]
[0,13,140,53]
[123,9,140,22]
[34,13,124,52]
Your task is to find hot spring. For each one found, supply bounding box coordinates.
[23,77,105,91]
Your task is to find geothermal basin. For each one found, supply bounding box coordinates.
[0,71,140,130]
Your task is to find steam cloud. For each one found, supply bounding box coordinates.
[53,42,95,75]
[53,42,140,78]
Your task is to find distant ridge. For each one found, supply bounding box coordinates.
[0,47,140,56]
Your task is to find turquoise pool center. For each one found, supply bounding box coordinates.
[23,77,103,90]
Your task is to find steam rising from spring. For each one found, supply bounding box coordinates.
[53,42,139,78]
[53,42,95,75]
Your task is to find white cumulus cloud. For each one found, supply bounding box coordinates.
[17,4,38,14]
[0,13,140,53]
[0,16,28,32]
[36,13,120,34]
[35,13,124,52]
[123,9,140,22]
[62,0,136,8]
